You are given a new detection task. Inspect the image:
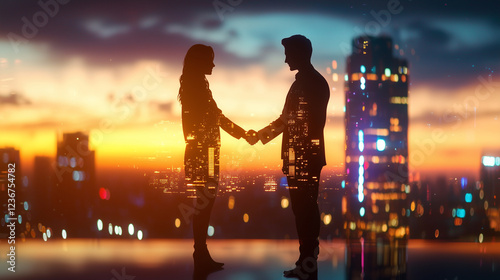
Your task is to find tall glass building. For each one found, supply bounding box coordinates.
[344,36,410,241]
[480,151,500,232]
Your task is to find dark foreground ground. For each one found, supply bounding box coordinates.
[1,239,499,280]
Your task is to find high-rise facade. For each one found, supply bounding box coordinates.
[55,132,96,237]
[344,36,410,241]
[480,151,500,232]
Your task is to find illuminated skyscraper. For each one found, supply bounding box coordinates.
[344,36,409,240]
[55,132,96,237]
[480,151,500,232]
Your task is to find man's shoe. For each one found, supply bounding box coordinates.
[193,244,224,271]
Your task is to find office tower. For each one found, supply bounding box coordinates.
[0,148,21,238]
[55,132,96,237]
[344,36,409,241]
[32,156,55,225]
[480,151,500,232]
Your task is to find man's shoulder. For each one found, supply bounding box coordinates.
[309,70,330,97]
[298,68,328,84]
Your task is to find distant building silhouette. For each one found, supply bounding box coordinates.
[344,36,409,241]
[33,156,56,226]
[54,132,96,237]
[480,151,500,232]
[0,147,21,238]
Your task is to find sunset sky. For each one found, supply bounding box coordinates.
[0,0,499,178]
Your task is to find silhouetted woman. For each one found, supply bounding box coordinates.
[179,44,245,271]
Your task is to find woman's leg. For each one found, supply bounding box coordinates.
[193,182,217,247]
[192,180,223,269]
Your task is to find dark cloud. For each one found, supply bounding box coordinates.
[404,21,452,47]
[390,19,500,90]
[0,92,31,106]
[1,0,499,89]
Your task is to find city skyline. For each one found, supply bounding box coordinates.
[1,1,499,179]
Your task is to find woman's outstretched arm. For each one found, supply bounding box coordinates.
[219,114,246,139]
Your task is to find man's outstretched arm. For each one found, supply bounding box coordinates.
[257,114,287,145]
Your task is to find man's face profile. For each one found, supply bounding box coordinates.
[284,48,299,71]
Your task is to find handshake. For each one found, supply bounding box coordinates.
[243,129,260,145]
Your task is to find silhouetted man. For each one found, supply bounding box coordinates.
[247,35,329,279]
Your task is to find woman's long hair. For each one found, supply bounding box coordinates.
[178,44,214,105]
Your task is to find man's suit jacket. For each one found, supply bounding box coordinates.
[258,66,330,180]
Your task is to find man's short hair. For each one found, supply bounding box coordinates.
[281,35,312,60]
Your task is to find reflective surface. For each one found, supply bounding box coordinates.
[346,238,407,280]
[1,239,499,280]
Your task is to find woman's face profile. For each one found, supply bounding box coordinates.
[202,57,215,75]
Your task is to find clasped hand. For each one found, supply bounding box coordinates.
[244,130,259,145]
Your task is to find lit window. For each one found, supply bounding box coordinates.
[358,155,365,202]
[72,171,80,181]
[376,139,386,151]
[390,97,408,104]
[323,214,332,225]
[358,130,364,152]
[358,191,364,203]
[482,156,495,167]
[465,193,472,203]
[208,147,215,177]
[390,118,402,132]
[70,157,76,168]
[461,177,467,188]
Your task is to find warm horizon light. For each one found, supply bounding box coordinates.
[0,1,498,180]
